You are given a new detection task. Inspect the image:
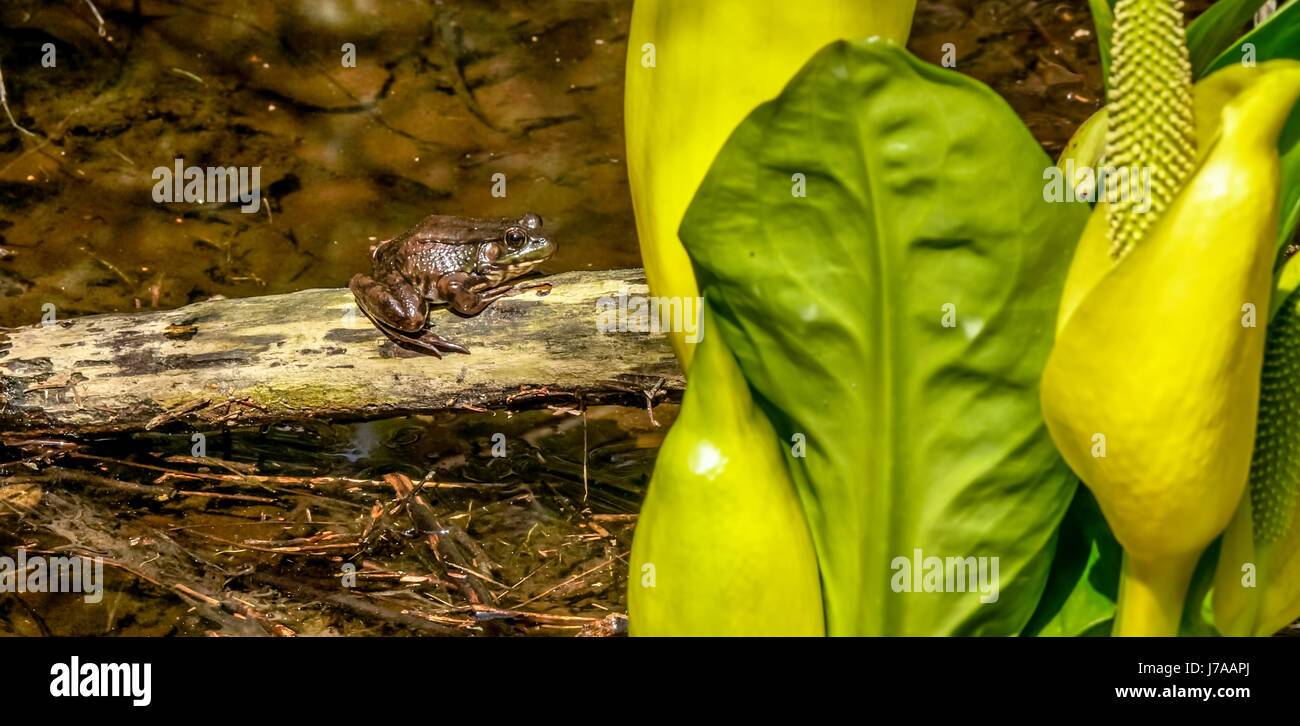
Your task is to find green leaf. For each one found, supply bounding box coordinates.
[1023,487,1121,637]
[679,39,1090,635]
[1186,0,1268,79]
[1203,0,1300,76]
[1022,488,1223,637]
[1089,0,1115,86]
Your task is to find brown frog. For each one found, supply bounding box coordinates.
[349,213,556,356]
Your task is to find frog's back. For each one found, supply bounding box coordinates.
[397,241,476,294]
[404,214,514,243]
[367,213,520,298]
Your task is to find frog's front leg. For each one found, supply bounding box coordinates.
[437,273,524,316]
[349,273,470,357]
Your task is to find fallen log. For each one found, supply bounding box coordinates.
[0,268,682,435]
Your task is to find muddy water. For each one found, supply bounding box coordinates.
[0,0,636,327]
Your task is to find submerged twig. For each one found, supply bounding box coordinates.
[248,572,466,636]
[0,63,36,139]
[81,0,107,37]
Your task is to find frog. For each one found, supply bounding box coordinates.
[349,212,556,357]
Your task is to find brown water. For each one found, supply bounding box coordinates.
[0,0,637,327]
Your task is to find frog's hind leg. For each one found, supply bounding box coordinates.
[350,273,426,332]
[349,273,470,357]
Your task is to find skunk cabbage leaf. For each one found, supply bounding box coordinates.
[679,39,1090,635]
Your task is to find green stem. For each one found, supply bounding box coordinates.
[1112,551,1199,636]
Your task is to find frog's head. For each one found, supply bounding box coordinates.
[490,213,555,278]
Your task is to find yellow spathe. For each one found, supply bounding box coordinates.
[627,308,824,636]
[1041,61,1300,635]
[624,0,914,367]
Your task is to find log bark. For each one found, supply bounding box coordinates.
[0,268,682,435]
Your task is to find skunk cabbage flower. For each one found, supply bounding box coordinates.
[1041,60,1300,636]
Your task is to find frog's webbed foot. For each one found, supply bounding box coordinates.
[366,322,471,358]
[513,281,553,296]
[350,273,471,357]
[395,328,471,357]
[485,281,551,302]
[478,284,523,306]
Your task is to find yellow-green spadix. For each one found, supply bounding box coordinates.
[1213,268,1300,636]
[1040,61,1300,636]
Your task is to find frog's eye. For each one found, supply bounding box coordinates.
[505,229,526,248]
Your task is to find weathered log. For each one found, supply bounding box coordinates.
[0,268,682,435]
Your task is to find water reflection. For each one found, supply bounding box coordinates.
[0,0,637,327]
